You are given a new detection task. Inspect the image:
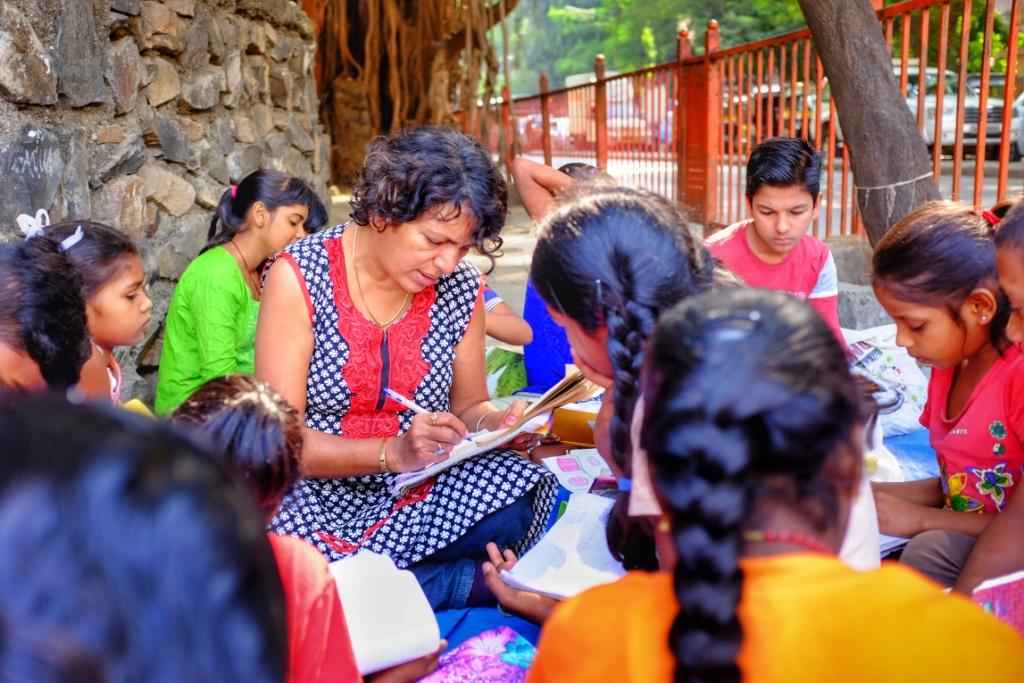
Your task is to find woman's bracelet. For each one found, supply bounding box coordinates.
[378,438,391,474]
[475,412,491,433]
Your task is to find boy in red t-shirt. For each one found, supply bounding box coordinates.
[706,137,842,341]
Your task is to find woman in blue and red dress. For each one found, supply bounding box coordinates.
[255,126,557,609]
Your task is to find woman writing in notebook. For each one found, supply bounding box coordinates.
[256,126,558,610]
[528,289,1024,683]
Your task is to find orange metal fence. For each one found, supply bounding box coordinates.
[459,0,1023,238]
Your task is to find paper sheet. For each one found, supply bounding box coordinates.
[329,552,441,675]
[879,534,909,556]
[501,492,625,600]
[389,413,551,495]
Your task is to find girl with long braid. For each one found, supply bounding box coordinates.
[481,186,719,621]
[528,289,1024,683]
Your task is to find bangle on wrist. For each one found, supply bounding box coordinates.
[378,438,391,474]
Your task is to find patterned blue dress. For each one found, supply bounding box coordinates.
[269,224,557,567]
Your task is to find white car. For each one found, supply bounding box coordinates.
[805,67,1014,159]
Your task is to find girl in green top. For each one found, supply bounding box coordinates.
[155,169,327,415]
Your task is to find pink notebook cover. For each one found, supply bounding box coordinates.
[972,569,1024,637]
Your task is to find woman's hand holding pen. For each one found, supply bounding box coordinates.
[389,411,468,472]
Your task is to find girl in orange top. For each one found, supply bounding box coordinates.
[529,289,1024,683]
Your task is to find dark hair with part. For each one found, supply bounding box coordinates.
[0,239,91,390]
[746,136,822,204]
[873,200,1010,351]
[641,288,863,683]
[173,375,302,517]
[350,126,508,262]
[0,394,286,683]
[42,220,139,298]
[205,168,328,253]
[995,199,1024,252]
[530,185,716,566]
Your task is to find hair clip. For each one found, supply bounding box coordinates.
[230,185,238,199]
[60,225,85,252]
[16,209,50,240]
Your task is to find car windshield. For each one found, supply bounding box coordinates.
[906,72,975,98]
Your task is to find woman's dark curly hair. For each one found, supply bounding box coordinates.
[349,126,508,265]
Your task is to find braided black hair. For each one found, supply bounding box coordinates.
[641,288,863,683]
[530,186,716,566]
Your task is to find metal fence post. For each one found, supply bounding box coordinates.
[501,84,514,176]
[678,20,721,229]
[595,54,609,170]
[540,72,553,167]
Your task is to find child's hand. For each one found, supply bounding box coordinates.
[367,642,447,682]
[481,542,559,624]
[874,490,929,538]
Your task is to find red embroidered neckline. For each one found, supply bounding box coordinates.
[324,233,435,439]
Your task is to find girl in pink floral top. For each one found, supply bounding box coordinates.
[871,201,1024,587]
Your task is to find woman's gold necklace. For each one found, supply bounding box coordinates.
[352,226,410,329]
[227,239,262,299]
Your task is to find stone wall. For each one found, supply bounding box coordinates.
[0,0,330,401]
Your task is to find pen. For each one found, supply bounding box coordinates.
[384,388,430,415]
[384,388,478,445]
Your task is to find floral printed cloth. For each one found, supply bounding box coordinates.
[422,627,535,682]
[920,345,1024,514]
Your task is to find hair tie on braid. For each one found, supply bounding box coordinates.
[982,208,1001,227]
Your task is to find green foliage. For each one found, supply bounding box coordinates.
[500,0,806,95]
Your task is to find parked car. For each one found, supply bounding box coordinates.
[802,67,1015,160]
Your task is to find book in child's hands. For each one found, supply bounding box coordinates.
[972,569,1024,637]
[329,552,441,675]
[500,492,625,599]
[390,371,601,495]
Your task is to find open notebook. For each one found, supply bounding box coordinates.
[500,492,625,600]
[390,371,601,495]
[329,552,441,675]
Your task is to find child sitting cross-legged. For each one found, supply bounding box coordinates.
[871,201,1024,588]
[527,289,1024,683]
[172,375,444,683]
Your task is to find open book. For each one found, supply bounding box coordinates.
[329,552,441,675]
[500,492,625,600]
[390,371,601,495]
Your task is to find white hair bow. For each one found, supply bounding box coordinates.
[15,209,84,251]
[16,209,50,239]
